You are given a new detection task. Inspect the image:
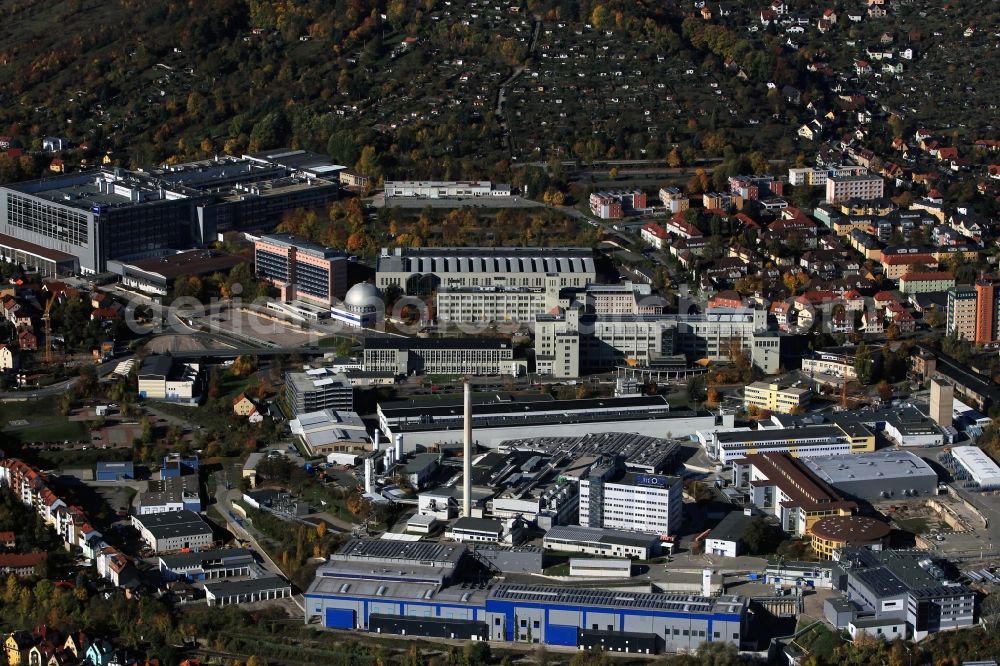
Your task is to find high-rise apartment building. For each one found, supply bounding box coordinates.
[946,286,977,341]
[975,278,1000,345]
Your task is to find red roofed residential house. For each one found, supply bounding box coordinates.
[898,271,955,294]
[880,253,936,280]
[0,552,47,577]
[707,290,747,309]
[665,214,703,239]
[17,330,37,351]
[640,223,668,250]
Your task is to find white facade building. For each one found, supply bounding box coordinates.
[951,446,1000,489]
[383,180,511,198]
[579,472,682,536]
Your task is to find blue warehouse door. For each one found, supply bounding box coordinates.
[545,624,579,646]
[325,608,356,629]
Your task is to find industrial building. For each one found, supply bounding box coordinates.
[254,233,347,306]
[542,525,661,560]
[136,475,201,515]
[137,355,203,404]
[0,232,79,276]
[376,247,596,295]
[0,169,208,274]
[704,510,756,558]
[304,539,748,653]
[153,150,342,232]
[284,368,354,415]
[948,446,1000,490]
[801,451,939,501]
[111,249,247,296]
[579,470,682,536]
[377,393,727,451]
[158,548,254,582]
[131,510,213,553]
[732,453,858,536]
[826,548,976,640]
[288,409,370,457]
[204,576,293,607]
[363,337,521,376]
[701,421,875,463]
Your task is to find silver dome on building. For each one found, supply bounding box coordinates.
[343,282,381,312]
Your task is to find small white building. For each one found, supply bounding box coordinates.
[568,558,632,578]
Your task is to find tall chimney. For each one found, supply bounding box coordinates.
[364,458,373,494]
[702,569,713,598]
[374,429,381,451]
[395,434,404,461]
[463,381,473,518]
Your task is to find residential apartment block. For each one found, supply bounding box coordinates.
[588,190,647,219]
[898,271,955,294]
[825,174,884,204]
[658,187,690,213]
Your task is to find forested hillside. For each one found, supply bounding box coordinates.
[0,0,995,180]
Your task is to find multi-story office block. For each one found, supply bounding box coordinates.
[363,338,518,376]
[254,233,347,306]
[534,307,776,378]
[579,470,682,536]
[0,170,207,274]
[284,368,354,416]
[0,151,343,276]
[435,280,659,326]
[743,381,811,414]
[829,548,976,640]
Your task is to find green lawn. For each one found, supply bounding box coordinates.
[3,420,88,443]
[894,517,931,534]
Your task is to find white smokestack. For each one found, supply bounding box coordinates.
[383,449,392,471]
[364,458,373,494]
[702,569,713,598]
[374,429,381,450]
[463,381,473,518]
[395,434,404,461]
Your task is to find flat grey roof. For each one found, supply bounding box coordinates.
[803,451,938,485]
[134,510,212,540]
[334,538,467,565]
[488,583,746,616]
[707,511,756,543]
[204,575,291,598]
[544,525,660,549]
[159,548,254,569]
[451,517,502,534]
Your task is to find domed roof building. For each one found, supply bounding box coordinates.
[331,282,382,329]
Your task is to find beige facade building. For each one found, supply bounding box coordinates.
[825,175,884,204]
[743,382,811,414]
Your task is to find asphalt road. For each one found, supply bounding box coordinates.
[0,355,128,401]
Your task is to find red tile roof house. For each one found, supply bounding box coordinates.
[0,552,47,576]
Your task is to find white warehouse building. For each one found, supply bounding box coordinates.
[950,446,1000,490]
